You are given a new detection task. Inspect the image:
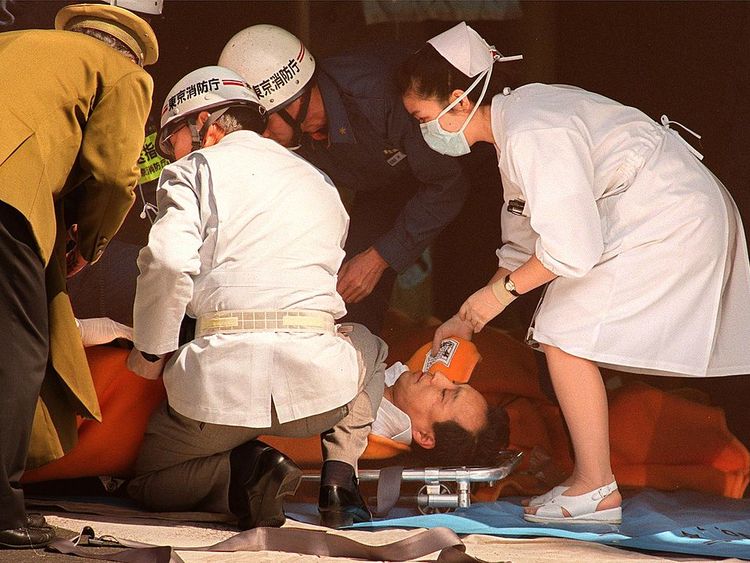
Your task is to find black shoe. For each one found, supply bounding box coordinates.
[228,440,303,530]
[0,526,56,549]
[26,513,50,529]
[318,480,372,528]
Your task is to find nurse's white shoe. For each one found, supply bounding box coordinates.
[525,485,568,507]
[523,481,622,525]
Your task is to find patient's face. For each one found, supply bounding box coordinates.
[391,370,487,438]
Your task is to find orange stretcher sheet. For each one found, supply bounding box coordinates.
[21,345,166,483]
[22,313,750,499]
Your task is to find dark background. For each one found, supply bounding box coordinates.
[7,0,749,250]
[5,0,750,447]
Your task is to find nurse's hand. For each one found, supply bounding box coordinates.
[431,314,474,355]
[337,247,389,303]
[459,285,509,333]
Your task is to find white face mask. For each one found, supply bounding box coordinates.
[419,65,492,157]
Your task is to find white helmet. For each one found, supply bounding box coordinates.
[218,24,315,113]
[158,65,266,158]
[107,0,163,15]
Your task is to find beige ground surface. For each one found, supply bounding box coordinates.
[0,511,742,563]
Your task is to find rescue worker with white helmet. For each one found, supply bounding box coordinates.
[126,65,386,530]
[155,66,267,160]
[219,24,472,334]
[218,25,317,147]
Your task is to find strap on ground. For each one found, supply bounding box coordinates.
[48,524,488,562]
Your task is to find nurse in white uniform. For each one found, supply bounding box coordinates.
[398,22,750,525]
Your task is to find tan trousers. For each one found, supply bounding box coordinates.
[127,323,387,514]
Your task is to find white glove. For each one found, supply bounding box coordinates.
[458,280,517,333]
[76,317,133,347]
[126,347,166,380]
[431,314,474,355]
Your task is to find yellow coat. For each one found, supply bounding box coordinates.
[0,29,153,467]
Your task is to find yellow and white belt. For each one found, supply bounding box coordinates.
[195,309,336,338]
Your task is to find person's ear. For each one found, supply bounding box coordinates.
[203,124,224,148]
[194,110,210,131]
[448,89,472,113]
[413,428,435,449]
[198,111,226,148]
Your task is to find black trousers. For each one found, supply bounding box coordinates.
[0,201,48,529]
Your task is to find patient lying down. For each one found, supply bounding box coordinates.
[22,324,510,492]
[373,361,509,467]
[21,319,749,514]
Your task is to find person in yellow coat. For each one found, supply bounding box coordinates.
[0,3,157,549]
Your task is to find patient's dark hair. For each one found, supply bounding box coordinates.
[412,405,510,467]
[396,43,511,107]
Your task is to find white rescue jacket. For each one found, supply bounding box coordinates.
[133,131,359,426]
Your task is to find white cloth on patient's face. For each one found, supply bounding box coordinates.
[383,361,408,386]
[371,362,412,445]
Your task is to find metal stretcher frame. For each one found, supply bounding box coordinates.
[302,450,523,513]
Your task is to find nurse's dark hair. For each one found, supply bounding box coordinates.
[396,43,509,106]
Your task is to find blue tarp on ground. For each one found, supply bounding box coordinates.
[346,489,750,560]
[30,488,750,559]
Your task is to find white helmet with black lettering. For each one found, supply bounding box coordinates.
[158,65,267,158]
[218,24,315,112]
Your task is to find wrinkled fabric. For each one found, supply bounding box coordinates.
[133,131,359,427]
[0,29,152,468]
[493,84,750,377]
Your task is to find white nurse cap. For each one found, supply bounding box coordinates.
[427,21,522,78]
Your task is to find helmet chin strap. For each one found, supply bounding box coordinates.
[187,107,232,153]
[277,87,312,148]
[199,107,230,139]
[187,121,202,153]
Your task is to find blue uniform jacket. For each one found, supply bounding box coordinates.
[296,43,470,273]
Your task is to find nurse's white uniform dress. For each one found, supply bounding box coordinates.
[493,84,750,377]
